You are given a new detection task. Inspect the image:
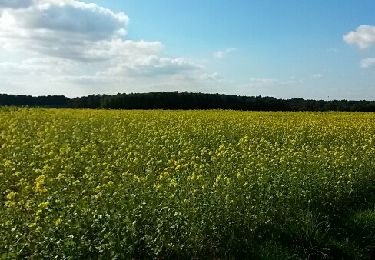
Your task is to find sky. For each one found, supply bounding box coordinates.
[0,0,375,100]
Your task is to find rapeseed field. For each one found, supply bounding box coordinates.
[1,108,374,259]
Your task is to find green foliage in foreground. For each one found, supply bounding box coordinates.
[0,109,374,259]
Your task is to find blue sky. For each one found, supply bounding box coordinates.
[0,0,374,99]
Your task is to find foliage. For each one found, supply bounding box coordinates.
[1,92,375,111]
[0,109,374,258]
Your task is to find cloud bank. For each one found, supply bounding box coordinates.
[0,0,214,96]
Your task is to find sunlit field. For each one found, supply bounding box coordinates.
[1,108,374,259]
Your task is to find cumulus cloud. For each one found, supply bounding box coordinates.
[101,55,201,79]
[213,48,236,59]
[343,25,375,49]
[23,2,127,39]
[0,0,129,60]
[0,0,209,96]
[360,58,375,68]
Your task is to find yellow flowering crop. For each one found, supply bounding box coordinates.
[0,108,374,259]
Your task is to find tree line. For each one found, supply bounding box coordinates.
[1,92,374,111]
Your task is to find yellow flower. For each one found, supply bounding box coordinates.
[38,201,50,210]
[6,191,17,201]
[55,218,62,226]
[35,175,48,193]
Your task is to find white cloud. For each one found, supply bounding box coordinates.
[0,0,211,96]
[312,74,323,79]
[360,58,375,68]
[248,77,303,87]
[248,78,279,86]
[101,55,202,78]
[0,57,78,75]
[213,48,236,59]
[200,72,222,81]
[24,1,128,39]
[343,25,375,49]
[0,0,129,60]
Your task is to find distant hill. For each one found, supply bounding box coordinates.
[1,92,374,112]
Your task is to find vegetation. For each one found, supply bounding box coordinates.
[1,108,374,259]
[1,92,375,111]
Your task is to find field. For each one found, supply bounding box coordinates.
[1,108,374,259]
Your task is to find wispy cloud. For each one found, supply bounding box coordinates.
[312,74,323,79]
[200,72,223,81]
[360,58,375,68]
[213,48,237,59]
[248,77,303,87]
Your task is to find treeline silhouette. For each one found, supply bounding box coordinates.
[1,92,375,111]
